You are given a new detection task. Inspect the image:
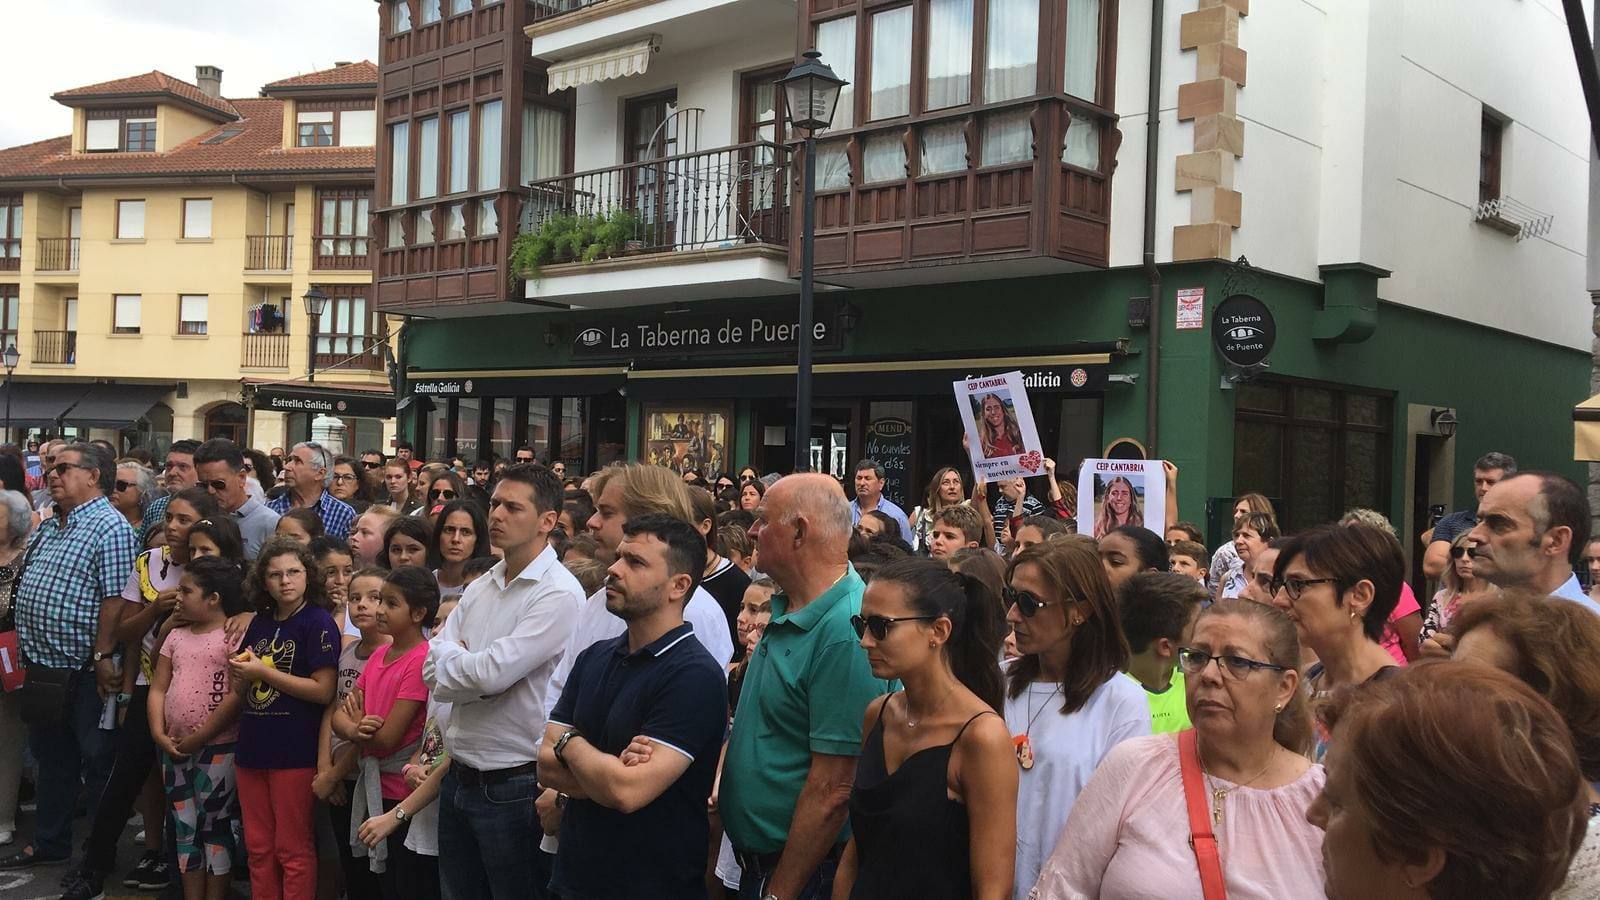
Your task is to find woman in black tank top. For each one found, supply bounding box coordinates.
[834,558,1019,900]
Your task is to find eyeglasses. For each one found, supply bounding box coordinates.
[1250,571,1279,593]
[332,473,359,484]
[1003,585,1061,617]
[1450,546,1470,559]
[114,480,135,492]
[515,456,535,463]
[361,460,383,470]
[430,489,456,500]
[850,613,940,641]
[241,462,255,474]
[1177,647,1290,680]
[1279,576,1344,602]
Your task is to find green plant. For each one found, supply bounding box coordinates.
[511,208,642,283]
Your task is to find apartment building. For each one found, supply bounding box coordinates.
[0,62,397,455]
[380,0,1591,570]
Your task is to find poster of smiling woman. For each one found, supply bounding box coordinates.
[952,371,1044,482]
[1076,459,1168,539]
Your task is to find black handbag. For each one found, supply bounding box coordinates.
[12,536,82,729]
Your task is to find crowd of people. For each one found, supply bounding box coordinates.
[0,439,1596,900]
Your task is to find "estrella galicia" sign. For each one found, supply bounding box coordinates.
[1212,293,1276,368]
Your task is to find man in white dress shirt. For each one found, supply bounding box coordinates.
[424,463,582,900]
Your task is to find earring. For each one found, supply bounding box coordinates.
[1274,704,1283,713]
[929,640,936,648]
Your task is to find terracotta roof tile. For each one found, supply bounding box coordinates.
[53,71,237,119]
[262,61,380,91]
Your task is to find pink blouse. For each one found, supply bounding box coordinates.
[1029,734,1326,900]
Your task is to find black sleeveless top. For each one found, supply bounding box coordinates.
[847,696,993,900]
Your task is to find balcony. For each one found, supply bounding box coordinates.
[527,0,793,69]
[530,0,608,22]
[313,240,371,272]
[241,332,289,369]
[520,141,795,307]
[314,334,386,373]
[246,235,293,272]
[36,238,79,272]
[0,240,17,271]
[34,330,76,365]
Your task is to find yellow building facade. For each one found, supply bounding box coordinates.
[0,63,395,455]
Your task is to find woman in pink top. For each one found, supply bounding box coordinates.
[1029,600,1324,900]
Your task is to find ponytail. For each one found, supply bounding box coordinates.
[874,558,1005,712]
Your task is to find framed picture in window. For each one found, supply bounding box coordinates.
[641,403,733,477]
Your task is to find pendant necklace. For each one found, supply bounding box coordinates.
[1013,682,1061,771]
[1200,742,1275,827]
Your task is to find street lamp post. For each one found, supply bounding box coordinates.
[2,343,18,442]
[301,286,330,442]
[779,50,846,474]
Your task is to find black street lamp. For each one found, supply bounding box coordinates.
[301,286,330,442]
[778,49,846,473]
[2,342,17,442]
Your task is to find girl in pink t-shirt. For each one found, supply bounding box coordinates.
[147,557,248,900]
[333,565,437,898]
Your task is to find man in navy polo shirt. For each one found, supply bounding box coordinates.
[538,513,728,899]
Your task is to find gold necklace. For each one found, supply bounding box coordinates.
[1198,741,1275,827]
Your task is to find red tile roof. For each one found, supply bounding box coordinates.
[53,71,237,120]
[262,61,379,92]
[0,98,373,183]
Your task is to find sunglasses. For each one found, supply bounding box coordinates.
[50,461,90,477]
[361,460,383,470]
[430,489,457,500]
[1450,546,1470,559]
[850,613,939,641]
[1002,585,1057,617]
[201,479,229,493]
[516,456,535,463]
[115,480,136,492]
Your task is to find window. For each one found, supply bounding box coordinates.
[116,200,145,239]
[85,119,119,151]
[985,0,1038,102]
[1062,115,1100,169]
[926,0,973,110]
[417,116,440,198]
[815,139,851,190]
[389,122,410,204]
[340,109,376,147]
[475,197,498,235]
[0,287,17,350]
[0,197,19,261]
[477,100,503,191]
[442,202,465,241]
[113,294,142,334]
[415,207,435,244]
[981,108,1032,165]
[1064,0,1102,101]
[315,286,385,369]
[391,0,411,32]
[521,103,564,183]
[297,111,335,147]
[420,0,441,24]
[863,132,907,183]
[1480,110,1504,204]
[178,295,209,335]
[386,212,406,249]
[870,7,912,120]
[317,189,371,262]
[123,118,156,152]
[919,122,966,175]
[814,17,856,130]
[450,0,472,14]
[182,199,212,239]
[447,110,470,193]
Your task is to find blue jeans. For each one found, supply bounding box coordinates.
[437,767,550,900]
[737,854,838,900]
[27,672,116,859]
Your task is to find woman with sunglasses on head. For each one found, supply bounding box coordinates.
[832,558,1017,900]
[1002,541,1149,898]
[1031,599,1323,899]
[430,499,490,602]
[1268,523,1404,763]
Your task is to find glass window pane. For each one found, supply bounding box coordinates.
[1294,386,1336,422]
[490,398,514,461]
[980,109,1032,165]
[476,198,499,235]
[443,203,465,240]
[918,122,967,175]
[477,100,503,191]
[415,208,435,243]
[1064,0,1102,100]
[427,402,449,461]
[926,0,973,110]
[862,132,907,183]
[814,16,856,130]
[456,398,481,458]
[815,139,851,191]
[321,199,336,235]
[1345,394,1381,427]
[421,0,441,23]
[1236,381,1285,413]
[559,398,585,468]
[1342,431,1380,511]
[386,213,405,248]
[1233,420,1282,500]
[525,398,552,458]
[389,122,409,204]
[870,7,912,119]
[448,110,470,193]
[522,104,565,183]
[85,119,119,151]
[114,295,141,329]
[985,0,1038,102]
[417,117,439,198]
[451,0,472,13]
[1062,116,1100,169]
[340,109,376,147]
[118,200,145,239]
[1288,425,1337,531]
[392,0,411,31]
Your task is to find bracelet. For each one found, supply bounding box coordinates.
[401,763,419,779]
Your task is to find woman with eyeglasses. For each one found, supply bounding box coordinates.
[1031,599,1323,899]
[1001,541,1149,898]
[1268,523,1404,763]
[833,557,1017,900]
[1419,533,1485,655]
[329,456,376,507]
[430,499,490,601]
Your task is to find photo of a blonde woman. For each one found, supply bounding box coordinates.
[970,390,1027,460]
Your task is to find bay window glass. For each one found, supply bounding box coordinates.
[391,0,411,32]
[870,7,912,120]
[1064,0,1102,100]
[386,213,405,248]
[1062,115,1100,169]
[420,0,441,24]
[925,0,973,110]
[417,116,439,199]
[447,109,469,193]
[984,0,1038,102]
[443,202,465,240]
[415,207,435,244]
[815,140,852,191]
[862,132,907,183]
[813,17,856,130]
[476,198,499,236]
[521,103,565,183]
[451,0,472,13]
[477,100,503,191]
[388,122,409,204]
[918,122,967,175]
[981,108,1032,165]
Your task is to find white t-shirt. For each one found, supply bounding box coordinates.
[120,548,184,687]
[1003,666,1151,900]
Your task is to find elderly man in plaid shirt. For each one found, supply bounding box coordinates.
[267,440,356,540]
[0,442,138,870]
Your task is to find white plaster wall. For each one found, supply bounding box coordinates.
[1108,0,1190,268]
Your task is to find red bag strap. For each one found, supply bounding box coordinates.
[1178,729,1229,900]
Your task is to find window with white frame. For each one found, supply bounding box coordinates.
[297,111,335,147]
[113,294,142,334]
[340,109,376,147]
[182,199,212,239]
[178,295,209,335]
[116,200,145,239]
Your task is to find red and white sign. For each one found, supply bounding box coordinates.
[1176,287,1205,331]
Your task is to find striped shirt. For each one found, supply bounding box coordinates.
[267,489,356,540]
[14,495,140,668]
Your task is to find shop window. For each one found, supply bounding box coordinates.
[525,398,552,459]
[559,398,585,468]
[456,398,482,458]
[489,398,514,461]
[427,400,449,462]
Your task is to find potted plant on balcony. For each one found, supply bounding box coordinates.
[512,208,642,283]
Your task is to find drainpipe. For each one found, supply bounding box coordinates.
[1143,0,1165,456]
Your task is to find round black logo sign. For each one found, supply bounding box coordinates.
[1212,293,1275,367]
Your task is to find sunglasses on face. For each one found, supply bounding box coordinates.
[202,479,229,493]
[1002,585,1057,617]
[361,460,383,470]
[516,456,535,463]
[115,480,136,492]
[1450,546,1470,559]
[850,613,940,641]
[50,461,89,477]
[1176,647,1290,680]
[431,489,456,500]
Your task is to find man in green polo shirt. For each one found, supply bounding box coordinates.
[721,474,893,900]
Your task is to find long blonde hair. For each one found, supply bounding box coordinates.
[1092,475,1143,538]
[978,393,1024,458]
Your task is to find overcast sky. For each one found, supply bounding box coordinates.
[0,0,378,148]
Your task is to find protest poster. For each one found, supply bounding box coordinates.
[952,371,1044,483]
[1077,459,1167,539]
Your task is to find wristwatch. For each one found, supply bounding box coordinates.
[91,649,113,663]
[393,806,409,823]
[554,792,569,810]
[552,728,580,765]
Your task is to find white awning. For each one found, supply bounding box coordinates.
[548,37,660,91]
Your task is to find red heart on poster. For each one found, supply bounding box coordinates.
[1019,451,1042,473]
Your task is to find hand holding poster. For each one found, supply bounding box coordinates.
[1076,459,1168,539]
[953,371,1044,483]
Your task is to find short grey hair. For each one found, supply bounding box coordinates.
[59,441,115,496]
[293,441,334,487]
[1339,507,1397,538]
[117,463,158,513]
[1475,452,1518,475]
[0,490,32,548]
[776,474,852,545]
